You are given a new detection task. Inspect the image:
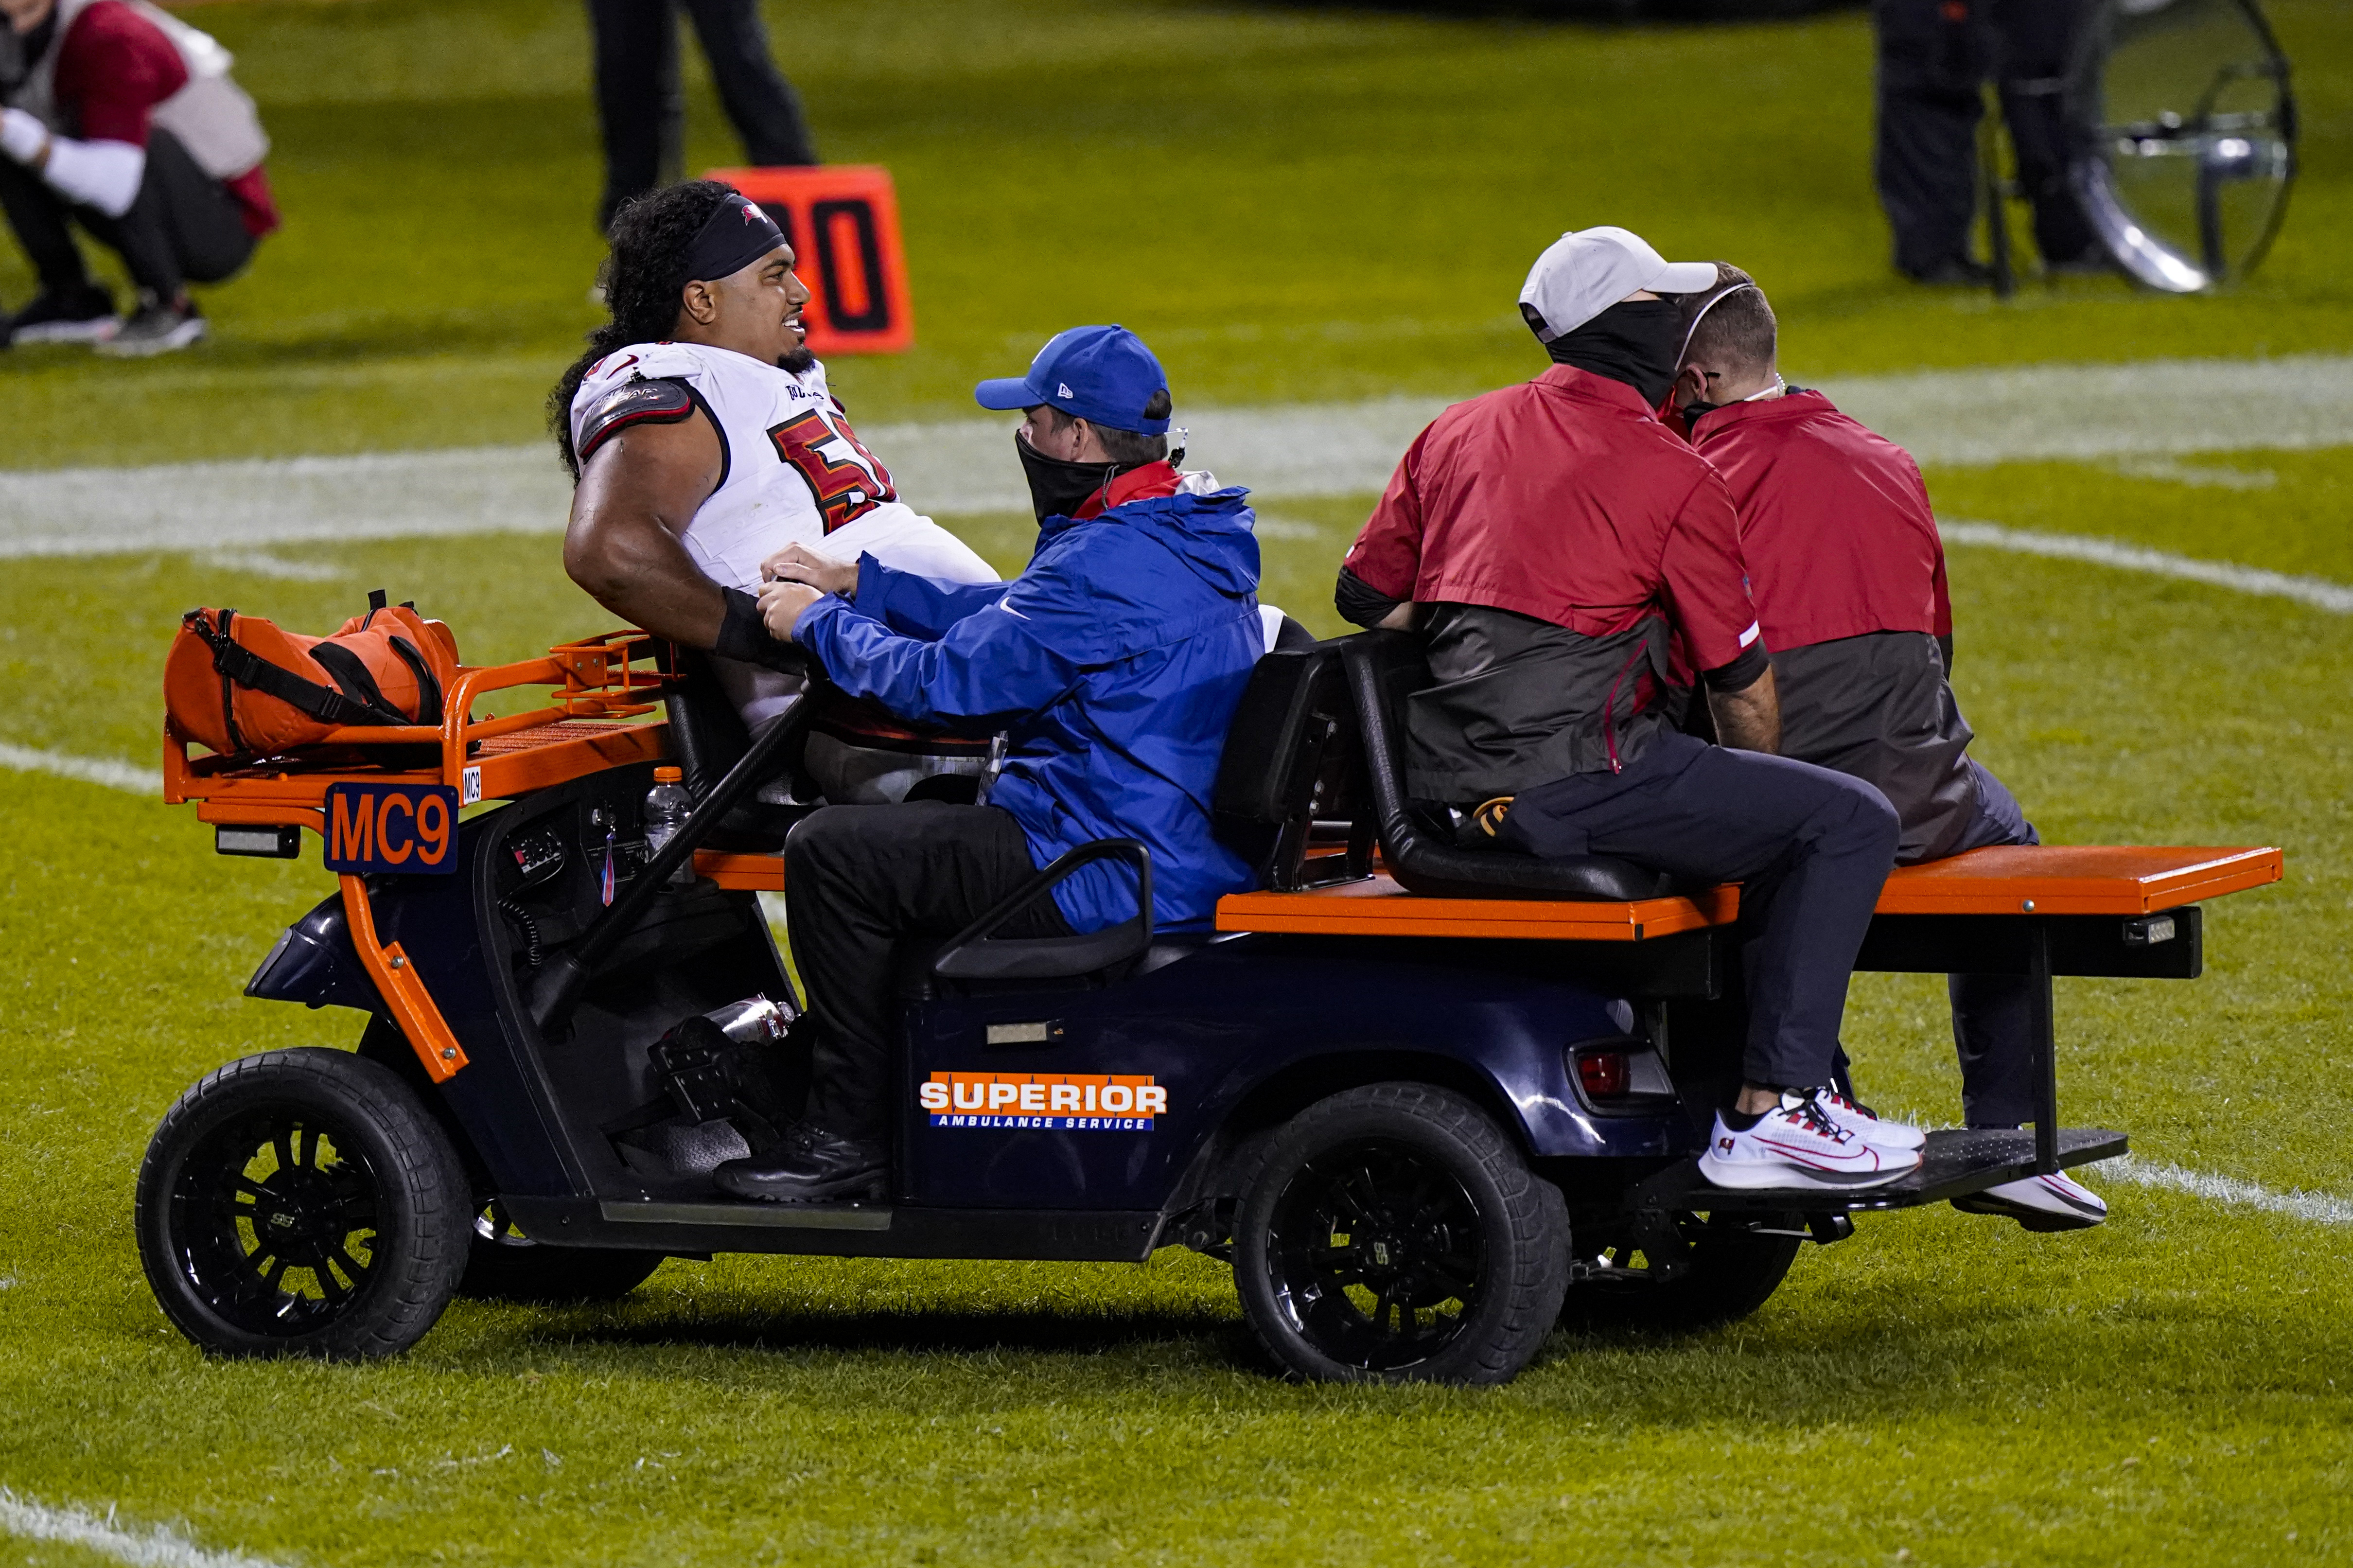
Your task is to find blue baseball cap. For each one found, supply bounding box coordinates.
[974,324,1171,435]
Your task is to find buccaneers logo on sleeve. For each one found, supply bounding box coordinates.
[765,405,897,531]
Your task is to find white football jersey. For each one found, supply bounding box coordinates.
[570,340,999,725]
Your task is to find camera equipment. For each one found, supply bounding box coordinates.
[2065,0,2296,292]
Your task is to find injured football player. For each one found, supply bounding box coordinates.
[551,178,996,740]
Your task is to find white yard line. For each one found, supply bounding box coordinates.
[0,741,163,795]
[2,354,2348,558]
[2100,1156,2353,1226]
[1939,520,2353,615]
[0,1490,288,1568]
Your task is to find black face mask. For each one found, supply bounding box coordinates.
[1544,300,1685,408]
[1016,432,1129,523]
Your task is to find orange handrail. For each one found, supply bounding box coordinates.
[165,629,674,820]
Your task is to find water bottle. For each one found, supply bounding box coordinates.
[643,766,694,887]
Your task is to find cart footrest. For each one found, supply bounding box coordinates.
[1637,1126,2127,1216]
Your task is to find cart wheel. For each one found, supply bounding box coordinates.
[135,1048,469,1359]
[1559,1212,1801,1334]
[459,1201,664,1303]
[1233,1083,1569,1385]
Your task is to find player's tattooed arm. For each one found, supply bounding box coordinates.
[563,412,729,648]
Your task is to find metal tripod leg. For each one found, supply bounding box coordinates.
[1980,87,2017,300]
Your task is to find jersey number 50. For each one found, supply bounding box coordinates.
[766,406,897,531]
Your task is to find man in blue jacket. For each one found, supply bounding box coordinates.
[714,324,1265,1202]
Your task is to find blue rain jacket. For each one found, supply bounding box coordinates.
[793,487,1264,933]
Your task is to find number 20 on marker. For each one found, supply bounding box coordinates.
[323,783,460,875]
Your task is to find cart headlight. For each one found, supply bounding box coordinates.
[216,824,302,859]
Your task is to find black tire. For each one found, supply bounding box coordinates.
[135,1048,470,1359]
[1233,1083,1570,1385]
[1558,1212,1801,1334]
[460,1201,664,1303]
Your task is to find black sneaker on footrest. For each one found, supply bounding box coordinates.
[714,1123,886,1203]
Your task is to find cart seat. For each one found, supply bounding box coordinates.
[1211,618,1370,892]
[661,647,813,852]
[1339,629,1673,902]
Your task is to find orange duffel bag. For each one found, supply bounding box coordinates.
[166,591,463,758]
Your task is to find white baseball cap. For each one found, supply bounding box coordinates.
[1519,227,1718,342]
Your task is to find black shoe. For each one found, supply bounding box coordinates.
[713,1123,886,1203]
[7,285,118,345]
[1901,257,1997,288]
[98,294,205,357]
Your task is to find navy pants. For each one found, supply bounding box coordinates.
[1872,0,2101,276]
[587,0,821,230]
[1496,732,1901,1090]
[785,803,1065,1138]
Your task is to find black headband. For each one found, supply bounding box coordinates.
[686,193,788,284]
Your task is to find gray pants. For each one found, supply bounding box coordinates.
[1830,757,2041,1125]
[1946,759,2042,1127]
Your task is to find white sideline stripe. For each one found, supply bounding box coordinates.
[1940,520,2353,615]
[2103,1157,2353,1227]
[0,1489,288,1568]
[1,353,2348,558]
[0,741,162,794]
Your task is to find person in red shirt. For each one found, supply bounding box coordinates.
[1336,226,1917,1196]
[1672,264,2104,1231]
[0,0,278,354]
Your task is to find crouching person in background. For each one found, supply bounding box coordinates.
[0,0,277,354]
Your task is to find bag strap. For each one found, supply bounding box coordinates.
[180,607,401,735]
[207,609,247,756]
[308,642,416,726]
[383,634,445,726]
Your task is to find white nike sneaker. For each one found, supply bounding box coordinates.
[1953,1170,2108,1232]
[1809,1088,1927,1152]
[1699,1097,1921,1192]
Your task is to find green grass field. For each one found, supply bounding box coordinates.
[3,2,2352,1564]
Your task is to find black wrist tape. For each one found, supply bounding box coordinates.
[715,587,803,673]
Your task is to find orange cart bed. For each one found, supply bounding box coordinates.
[1215,841,2282,1192]
[1213,844,2282,940]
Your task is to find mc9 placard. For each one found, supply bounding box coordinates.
[323,782,460,875]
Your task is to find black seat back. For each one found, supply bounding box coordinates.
[1212,629,1371,892]
[658,647,815,852]
[661,646,753,802]
[1337,630,1674,902]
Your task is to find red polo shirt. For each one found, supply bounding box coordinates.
[1344,365,1759,673]
[1688,390,1949,650]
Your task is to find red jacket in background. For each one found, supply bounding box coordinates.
[1345,364,1762,791]
[1346,364,1759,671]
[1690,388,1980,864]
[1689,389,1949,651]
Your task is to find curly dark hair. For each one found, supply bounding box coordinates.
[547,179,740,480]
